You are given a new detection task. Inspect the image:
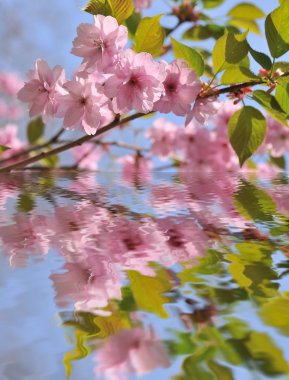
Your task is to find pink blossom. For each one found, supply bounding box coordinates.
[104,49,165,113]
[154,60,201,116]
[0,124,25,160]
[0,72,23,96]
[134,0,154,12]
[71,143,103,170]
[146,118,179,159]
[118,153,152,183]
[96,328,170,380]
[71,15,128,70]
[17,59,65,120]
[186,96,220,126]
[214,100,240,138]
[264,118,289,157]
[58,76,114,135]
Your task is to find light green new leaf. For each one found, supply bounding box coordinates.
[83,0,134,24]
[252,90,288,126]
[109,0,134,24]
[171,37,204,76]
[221,66,259,84]
[212,30,249,73]
[249,47,272,70]
[27,117,45,144]
[228,18,260,35]
[228,106,267,166]
[202,0,225,9]
[134,15,165,57]
[265,2,289,58]
[227,3,265,20]
[82,0,112,17]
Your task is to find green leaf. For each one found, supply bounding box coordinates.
[273,62,289,84]
[171,37,204,76]
[41,154,59,168]
[276,83,289,116]
[183,24,224,41]
[134,15,165,57]
[270,155,286,169]
[108,0,134,24]
[0,145,11,155]
[228,106,267,166]
[265,2,289,58]
[27,117,45,145]
[202,0,225,9]
[212,30,249,73]
[125,11,141,38]
[83,0,134,24]
[221,66,259,84]
[249,47,272,70]
[207,360,234,380]
[227,3,265,20]
[82,0,112,16]
[252,90,288,126]
[228,18,260,35]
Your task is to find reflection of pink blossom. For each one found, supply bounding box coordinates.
[18,59,65,120]
[147,118,179,159]
[96,328,170,380]
[71,15,128,70]
[71,143,103,170]
[105,50,165,113]
[119,154,152,183]
[154,60,201,116]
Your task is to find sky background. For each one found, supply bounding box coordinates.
[0,0,280,76]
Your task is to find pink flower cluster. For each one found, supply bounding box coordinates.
[0,72,23,121]
[18,15,201,136]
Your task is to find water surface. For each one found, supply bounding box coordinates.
[1,171,289,380]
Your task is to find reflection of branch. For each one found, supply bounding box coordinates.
[0,113,151,172]
[0,128,65,166]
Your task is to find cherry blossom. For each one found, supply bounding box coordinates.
[134,0,154,12]
[104,49,165,113]
[154,60,201,116]
[0,124,25,160]
[71,143,103,170]
[71,15,128,70]
[58,76,114,135]
[264,118,289,157]
[17,59,65,120]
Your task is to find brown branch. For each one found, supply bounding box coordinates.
[0,128,65,166]
[0,113,151,172]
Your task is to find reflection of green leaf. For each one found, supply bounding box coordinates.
[227,243,279,298]
[245,332,289,375]
[128,268,173,317]
[63,310,131,377]
[260,292,289,335]
[17,193,35,213]
[234,180,277,221]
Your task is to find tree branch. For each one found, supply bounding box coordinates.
[0,113,151,172]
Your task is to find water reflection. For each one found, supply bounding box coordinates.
[0,171,289,380]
